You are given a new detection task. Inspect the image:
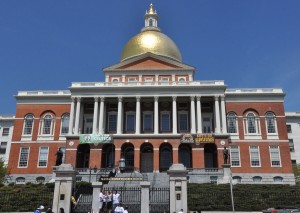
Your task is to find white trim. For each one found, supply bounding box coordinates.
[18,147,30,168]
[60,113,70,136]
[230,145,241,167]
[269,145,282,167]
[21,114,34,138]
[249,145,261,167]
[265,112,279,139]
[37,146,49,168]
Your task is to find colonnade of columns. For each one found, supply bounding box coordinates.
[68,95,228,135]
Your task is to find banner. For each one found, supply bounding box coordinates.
[79,134,113,144]
[181,133,214,145]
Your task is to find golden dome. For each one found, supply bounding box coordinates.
[120,4,182,62]
[120,30,182,62]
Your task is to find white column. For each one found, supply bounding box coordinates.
[190,96,196,134]
[135,96,141,134]
[92,97,99,134]
[68,97,75,135]
[117,96,123,134]
[172,96,177,134]
[196,96,202,134]
[214,96,221,133]
[154,96,159,134]
[74,97,81,135]
[220,95,227,133]
[98,97,105,134]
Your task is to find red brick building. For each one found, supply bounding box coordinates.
[8,4,295,184]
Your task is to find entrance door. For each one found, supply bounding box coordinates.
[204,143,218,168]
[140,144,153,172]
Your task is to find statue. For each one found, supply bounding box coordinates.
[223,146,230,164]
[55,148,63,166]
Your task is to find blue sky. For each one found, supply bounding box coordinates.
[0,1,299,114]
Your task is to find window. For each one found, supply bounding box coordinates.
[2,128,9,136]
[38,147,49,167]
[253,176,262,183]
[108,112,117,132]
[210,176,218,184]
[23,114,34,135]
[273,176,283,183]
[143,112,153,131]
[41,114,53,135]
[128,77,137,84]
[18,147,29,167]
[247,113,257,133]
[289,139,295,152]
[126,112,135,132]
[249,146,260,167]
[160,77,169,85]
[0,142,7,154]
[230,146,240,166]
[287,124,292,133]
[270,145,281,167]
[16,177,25,184]
[232,176,242,184]
[161,111,170,131]
[149,19,153,26]
[178,77,186,82]
[227,112,237,133]
[178,111,189,132]
[36,176,45,184]
[112,78,119,83]
[60,114,70,134]
[265,112,277,134]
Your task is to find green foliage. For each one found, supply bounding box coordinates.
[0,158,6,183]
[293,164,300,184]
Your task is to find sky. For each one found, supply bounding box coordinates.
[0,0,300,115]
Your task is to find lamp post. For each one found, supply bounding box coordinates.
[119,158,125,173]
[230,171,235,213]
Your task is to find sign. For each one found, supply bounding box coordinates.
[79,134,113,144]
[100,177,143,181]
[181,133,214,145]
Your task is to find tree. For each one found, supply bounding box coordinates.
[292,164,300,185]
[0,157,7,183]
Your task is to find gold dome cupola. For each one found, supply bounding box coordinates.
[120,4,182,62]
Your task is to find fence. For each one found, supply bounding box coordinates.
[150,187,170,213]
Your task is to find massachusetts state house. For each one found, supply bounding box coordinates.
[8,4,295,185]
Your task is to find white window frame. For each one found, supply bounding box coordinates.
[108,111,117,132]
[289,139,295,152]
[178,111,189,132]
[230,146,241,167]
[249,145,261,167]
[126,111,136,132]
[265,112,278,139]
[18,147,30,168]
[2,128,9,136]
[38,147,49,168]
[273,176,283,183]
[178,77,187,85]
[22,114,34,138]
[143,111,153,132]
[269,145,281,167]
[145,77,154,85]
[60,113,70,135]
[232,176,242,184]
[252,176,262,183]
[160,111,171,132]
[227,112,238,135]
[160,77,170,85]
[128,77,137,85]
[286,124,292,133]
[16,177,26,184]
[0,141,7,154]
[244,112,261,139]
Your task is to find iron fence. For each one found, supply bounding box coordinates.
[150,187,170,213]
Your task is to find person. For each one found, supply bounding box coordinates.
[106,190,113,213]
[123,206,128,213]
[114,203,124,213]
[112,191,121,212]
[223,146,230,164]
[34,205,44,213]
[99,190,105,213]
[178,209,184,213]
[55,148,63,166]
[46,207,53,213]
[59,207,65,213]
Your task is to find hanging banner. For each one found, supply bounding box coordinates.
[181,133,214,145]
[79,134,113,144]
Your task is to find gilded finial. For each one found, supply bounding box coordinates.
[149,3,154,14]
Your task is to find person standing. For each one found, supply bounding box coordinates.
[106,190,113,213]
[114,204,124,213]
[178,209,184,213]
[112,191,121,212]
[34,205,44,213]
[99,190,105,213]
[123,206,129,213]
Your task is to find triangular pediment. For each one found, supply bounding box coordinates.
[104,52,194,72]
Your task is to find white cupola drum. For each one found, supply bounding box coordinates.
[144,3,159,29]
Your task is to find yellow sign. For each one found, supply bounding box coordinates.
[181,134,214,145]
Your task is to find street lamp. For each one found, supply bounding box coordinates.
[119,158,125,173]
[230,172,235,213]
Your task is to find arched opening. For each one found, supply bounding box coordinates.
[140,143,153,172]
[179,144,192,168]
[121,143,134,172]
[76,144,90,168]
[101,144,115,169]
[204,143,218,168]
[159,143,173,172]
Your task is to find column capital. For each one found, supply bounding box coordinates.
[100,97,105,102]
[190,96,195,101]
[118,96,123,102]
[94,97,99,102]
[136,96,141,101]
[154,96,159,101]
[220,95,225,101]
[71,97,76,102]
[76,97,81,102]
[196,96,202,101]
[214,95,220,101]
[172,96,177,101]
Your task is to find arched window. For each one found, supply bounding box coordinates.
[227,112,237,133]
[233,176,242,183]
[273,176,283,183]
[23,114,34,135]
[61,113,70,134]
[247,113,256,133]
[36,176,45,184]
[16,177,25,184]
[252,176,262,183]
[265,112,276,134]
[42,114,53,135]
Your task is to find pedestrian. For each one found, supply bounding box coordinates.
[123,206,128,213]
[112,191,121,212]
[99,190,105,213]
[46,207,54,213]
[178,209,184,213]
[114,203,124,213]
[59,207,65,213]
[106,190,113,213]
[34,205,44,213]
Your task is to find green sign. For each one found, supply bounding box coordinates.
[79,134,113,144]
